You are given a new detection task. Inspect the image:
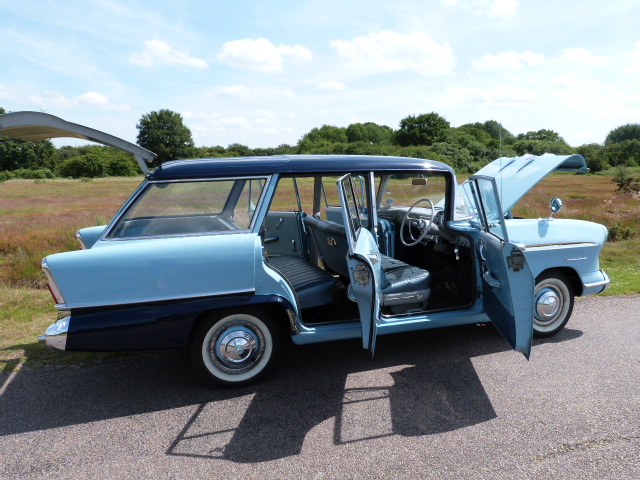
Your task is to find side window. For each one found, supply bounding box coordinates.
[108,178,267,238]
[320,175,367,224]
[468,177,507,241]
[319,175,343,219]
[233,178,266,229]
[269,177,307,213]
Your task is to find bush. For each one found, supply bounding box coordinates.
[58,154,108,178]
[0,171,15,181]
[613,166,640,194]
[608,221,635,242]
[0,168,54,180]
[106,156,140,176]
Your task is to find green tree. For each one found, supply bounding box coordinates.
[395,113,450,147]
[482,120,515,143]
[0,106,57,171]
[576,143,609,172]
[136,109,195,167]
[517,129,566,143]
[345,122,394,144]
[605,139,640,166]
[297,125,348,152]
[605,123,640,144]
[512,139,574,156]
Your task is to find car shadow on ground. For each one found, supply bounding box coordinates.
[0,324,582,463]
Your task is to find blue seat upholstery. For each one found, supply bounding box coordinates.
[304,216,431,308]
[267,255,335,309]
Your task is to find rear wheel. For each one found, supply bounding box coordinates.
[533,272,574,337]
[190,310,280,386]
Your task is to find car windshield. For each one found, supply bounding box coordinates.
[379,174,447,210]
[108,178,267,238]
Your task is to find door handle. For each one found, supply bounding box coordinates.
[482,270,502,289]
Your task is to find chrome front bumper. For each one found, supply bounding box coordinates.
[582,270,611,296]
[38,316,70,351]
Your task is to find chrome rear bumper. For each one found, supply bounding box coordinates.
[39,316,70,351]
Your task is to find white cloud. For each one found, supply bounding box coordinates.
[624,42,640,73]
[441,0,519,18]
[486,0,519,17]
[219,85,252,101]
[0,85,19,102]
[318,80,347,91]
[473,51,545,71]
[444,85,535,107]
[559,48,608,66]
[552,75,601,89]
[26,91,73,109]
[76,91,130,111]
[330,31,455,76]
[129,40,208,69]
[218,38,313,73]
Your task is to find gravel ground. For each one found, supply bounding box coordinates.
[1,295,638,479]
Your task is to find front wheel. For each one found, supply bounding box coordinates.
[533,272,574,337]
[190,310,280,386]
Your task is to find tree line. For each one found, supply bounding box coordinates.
[1,106,639,180]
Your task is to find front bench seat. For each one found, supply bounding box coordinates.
[304,216,430,309]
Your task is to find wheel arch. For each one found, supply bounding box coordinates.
[535,267,582,296]
[187,294,295,346]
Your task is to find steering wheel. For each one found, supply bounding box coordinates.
[400,198,436,247]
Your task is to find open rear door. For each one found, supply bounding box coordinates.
[337,174,383,354]
[468,175,534,358]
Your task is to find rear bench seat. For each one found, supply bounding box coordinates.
[266,255,336,310]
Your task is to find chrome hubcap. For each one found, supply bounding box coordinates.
[209,321,264,374]
[535,287,561,324]
[219,331,257,364]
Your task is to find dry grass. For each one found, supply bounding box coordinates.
[1,174,638,292]
[0,177,143,287]
[512,173,640,231]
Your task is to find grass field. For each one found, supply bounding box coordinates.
[1,173,638,373]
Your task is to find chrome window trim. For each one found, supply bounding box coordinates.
[101,229,256,242]
[102,175,272,241]
[56,288,255,311]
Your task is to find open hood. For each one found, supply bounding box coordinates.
[467,153,588,213]
[0,111,156,174]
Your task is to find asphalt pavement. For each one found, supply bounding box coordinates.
[1,295,638,479]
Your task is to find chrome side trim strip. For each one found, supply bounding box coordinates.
[524,242,598,251]
[57,289,255,311]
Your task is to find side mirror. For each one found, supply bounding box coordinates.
[549,197,563,218]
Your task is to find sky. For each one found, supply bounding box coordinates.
[1,0,640,149]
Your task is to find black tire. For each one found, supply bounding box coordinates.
[190,310,280,386]
[533,272,574,338]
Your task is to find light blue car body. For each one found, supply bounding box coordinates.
[0,112,610,379]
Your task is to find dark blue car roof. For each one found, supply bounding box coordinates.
[147,155,453,180]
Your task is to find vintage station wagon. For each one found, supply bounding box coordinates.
[0,112,610,386]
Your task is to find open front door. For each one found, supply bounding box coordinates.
[337,174,383,354]
[468,175,534,358]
